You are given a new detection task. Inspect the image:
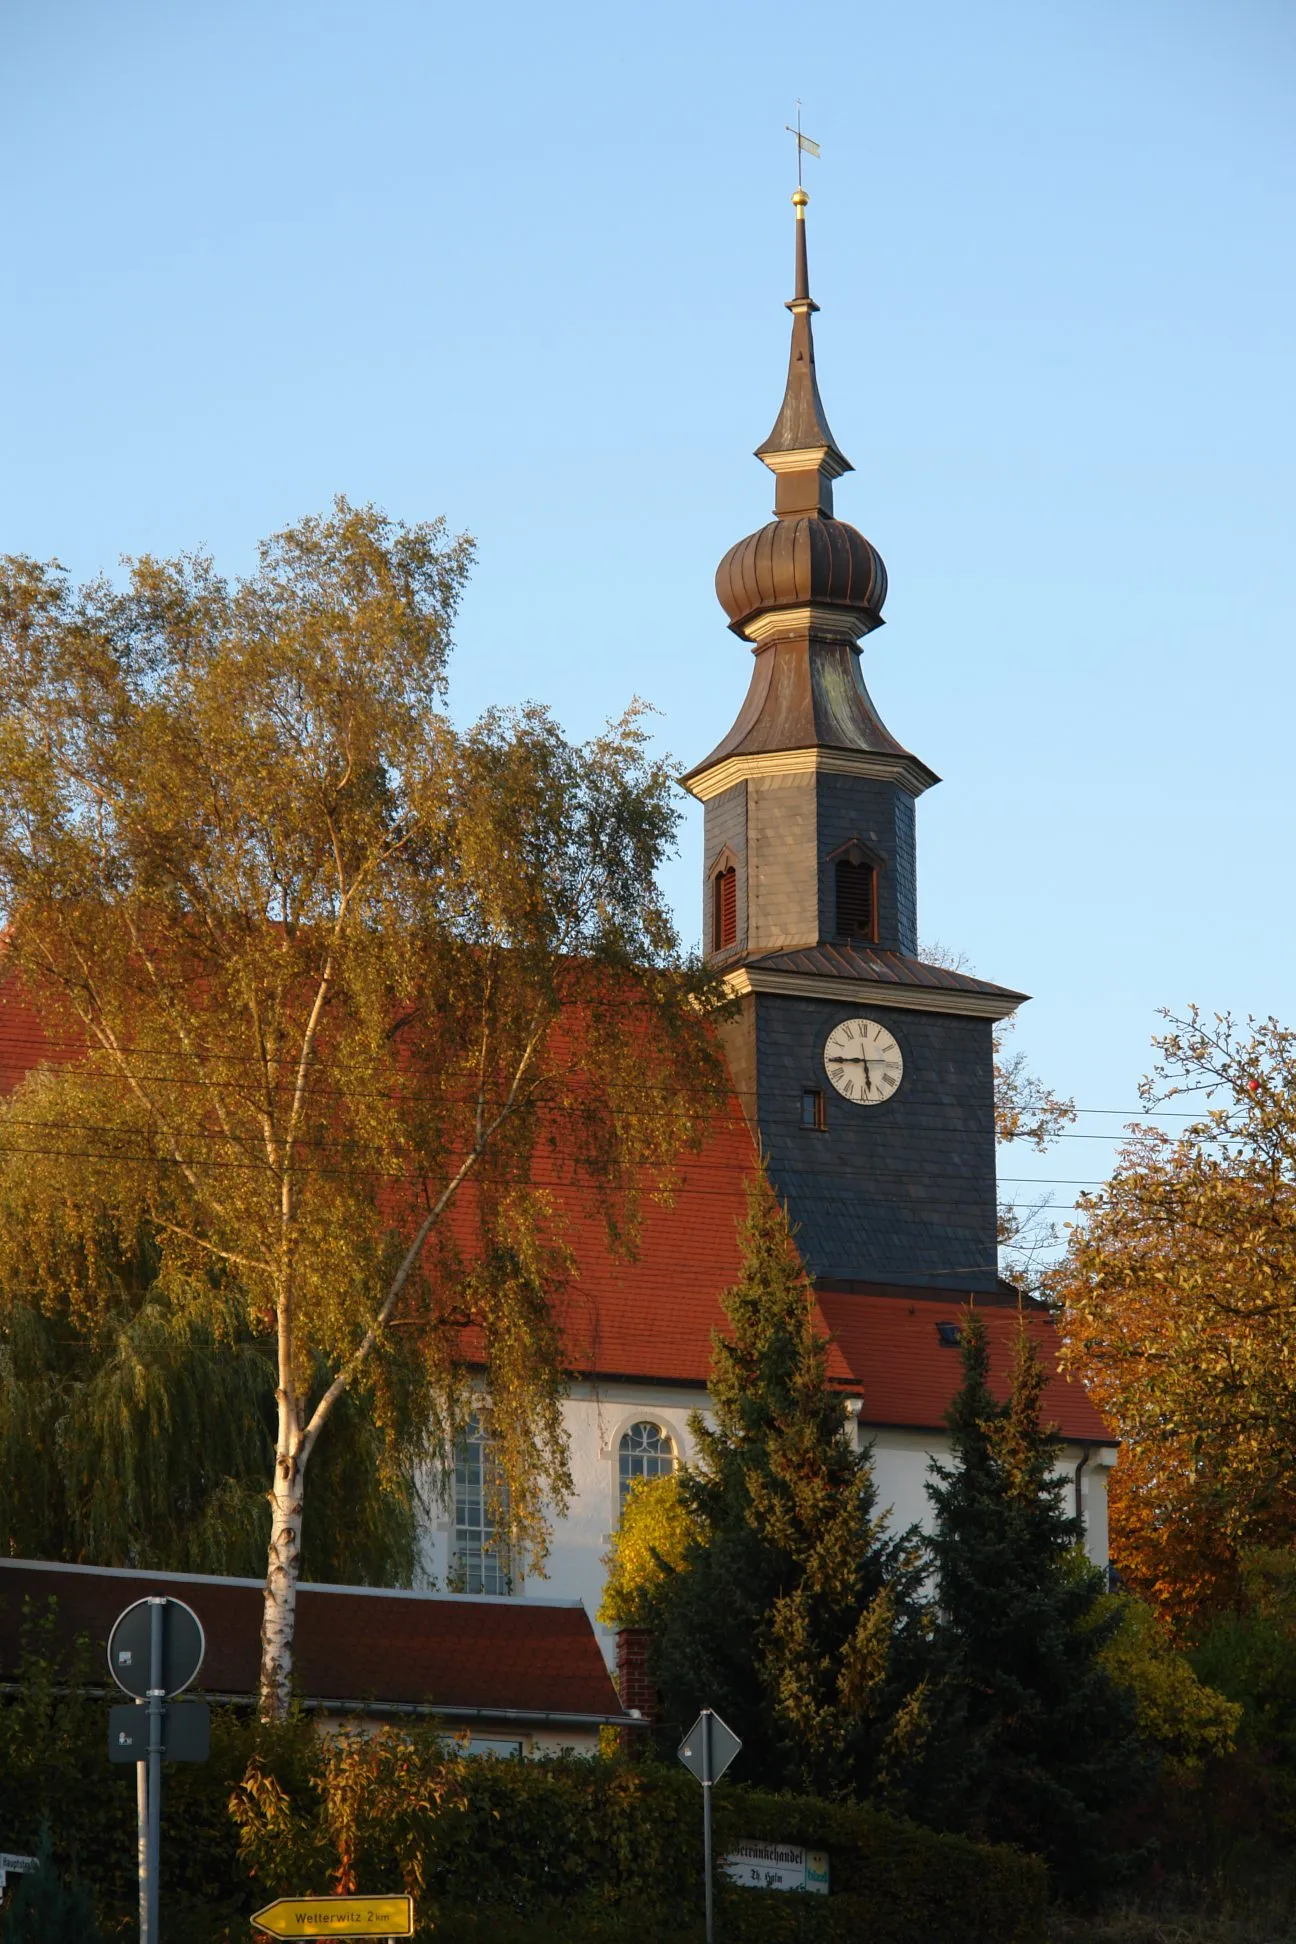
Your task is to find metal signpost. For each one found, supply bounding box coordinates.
[107,1595,207,1944]
[251,1893,416,1937]
[678,1709,742,1944]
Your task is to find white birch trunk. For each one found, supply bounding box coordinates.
[260,1436,306,1719]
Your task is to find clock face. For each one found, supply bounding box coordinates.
[823,1017,904,1105]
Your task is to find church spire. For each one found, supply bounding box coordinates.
[755,190,852,520]
[685,183,937,796]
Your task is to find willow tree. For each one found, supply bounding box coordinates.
[0,500,725,1714]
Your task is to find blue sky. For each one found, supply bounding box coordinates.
[3,0,1294,1241]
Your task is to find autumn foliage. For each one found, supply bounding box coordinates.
[1052,1009,1296,1633]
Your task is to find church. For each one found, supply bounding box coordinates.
[0,190,1115,1716]
[421,189,1115,1661]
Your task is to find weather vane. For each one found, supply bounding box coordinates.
[785,100,821,188]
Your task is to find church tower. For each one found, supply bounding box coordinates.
[685,190,1024,1294]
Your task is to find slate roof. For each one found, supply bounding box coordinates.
[745,945,1027,1004]
[0,1560,627,1724]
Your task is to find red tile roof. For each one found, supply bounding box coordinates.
[0,977,1111,1445]
[0,981,81,1095]
[816,1292,1112,1442]
[0,1560,626,1723]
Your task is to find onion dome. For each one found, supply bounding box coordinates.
[715,187,887,641]
[716,516,887,637]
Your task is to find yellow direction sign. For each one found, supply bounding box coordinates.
[251,1894,414,1938]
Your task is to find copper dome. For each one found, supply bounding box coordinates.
[715,516,887,637]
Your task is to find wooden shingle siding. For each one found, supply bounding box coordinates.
[747,774,819,949]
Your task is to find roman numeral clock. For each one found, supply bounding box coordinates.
[823,1018,903,1105]
[682,185,1026,1293]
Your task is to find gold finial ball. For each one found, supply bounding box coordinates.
[792,187,809,209]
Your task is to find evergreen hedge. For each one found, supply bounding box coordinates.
[0,1620,1045,1942]
[231,1728,1047,1944]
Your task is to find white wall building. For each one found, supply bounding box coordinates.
[423,1362,1117,1671]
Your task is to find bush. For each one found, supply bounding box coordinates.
[1,1824,103,1943]
[232,1727,1047,1943]
[0,1614,1045,1943]
[0,1600,314,1940]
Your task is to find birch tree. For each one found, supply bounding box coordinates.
[0,500,726,1714]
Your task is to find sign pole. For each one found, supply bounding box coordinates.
[677,1704,740,1943]
[145,1598,165,1944]
[109,1592,206,1944]
[136,1704,149,1944]
[702,1710,714,1944]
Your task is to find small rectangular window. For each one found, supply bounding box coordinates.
[936,1321,962,1348]
[712,867,738,951]
[452,1735,525,1760]
[800,1088,825,1130]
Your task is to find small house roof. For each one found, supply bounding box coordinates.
[0,1560,628,1725]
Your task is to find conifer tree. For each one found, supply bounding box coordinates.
[925,1309,1144,1895]
[645,1177,929,1800]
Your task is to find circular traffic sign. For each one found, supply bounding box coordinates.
[107,1597,205,1699]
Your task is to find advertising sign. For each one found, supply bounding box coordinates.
[722,1841,830,1894]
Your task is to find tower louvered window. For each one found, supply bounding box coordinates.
[836,859,875,942]
[712,866,738,950]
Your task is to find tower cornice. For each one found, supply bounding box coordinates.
[723,964,1025,1023]
[683,745,940,803]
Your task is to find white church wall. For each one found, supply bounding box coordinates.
[419,1381,1117,1673]
[862,1423,1117,1574]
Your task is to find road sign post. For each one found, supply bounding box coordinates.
[107,1595,206,1944]
[146,1599,163,1944]
[678,1709,742,1944]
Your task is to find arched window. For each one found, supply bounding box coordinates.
[712,866,737,951]
[452,1416,513,1595]
[835,857,875,943]
[618,1420,678,1511]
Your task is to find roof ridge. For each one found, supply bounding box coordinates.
[0,1559,586,1610]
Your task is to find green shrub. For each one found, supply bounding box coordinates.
[0,1601,314,1940]
[231,1730,1046,1943]
[416,1879,1043,1944]
[1,1824,104,1943]
[0,1616,1045,1944]
[712,1791,1046,1944]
